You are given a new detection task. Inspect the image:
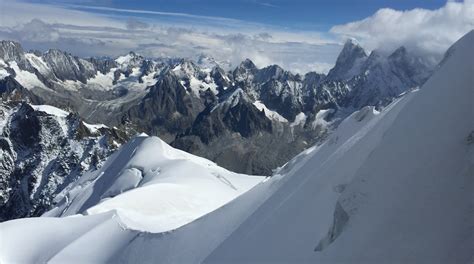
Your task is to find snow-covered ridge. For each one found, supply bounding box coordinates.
[44,135,263,233]
[31,104,69,117]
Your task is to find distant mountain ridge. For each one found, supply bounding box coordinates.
[0,39,434,175]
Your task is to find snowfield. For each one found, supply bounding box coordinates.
[0,30,473,263]
[42,135,263,233]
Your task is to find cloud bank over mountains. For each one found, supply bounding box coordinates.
[331,0,474,60]
[0,0,472,73]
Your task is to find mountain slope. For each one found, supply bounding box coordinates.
[0,133,263,263]
[0,31,471,263]
[203,29,474,264]
[0,102,126,221]
[43,135,263,233]
[0,39,433,175]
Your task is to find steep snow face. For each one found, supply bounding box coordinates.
[8,61,48,90]
[25,53,52,78]
[253,100,288,122]
[203,30,474,263]
[44,135,262,232]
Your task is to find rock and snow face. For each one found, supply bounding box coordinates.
[0,39,433,175]
[0,102,127,221]
[326,38,368,81]
[0,30,471,263]
[0,134,263,263]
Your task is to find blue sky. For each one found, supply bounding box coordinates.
[53,0,449,30]
[0,0,472,73]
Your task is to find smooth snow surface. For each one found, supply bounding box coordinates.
[30,104,69,117]
[203,29,474,264]
[1,31,473,264]
[43,135,262,233]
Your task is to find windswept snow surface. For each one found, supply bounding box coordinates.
[203,30,474,264]
[0,135,262,262]
[1,31,473,263]
[43,135,262,233]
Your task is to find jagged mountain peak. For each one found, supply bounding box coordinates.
[0,40,24,54]
[344,37,361,45]
[255,64,287,81]
[115,51,144,67]
[326,38,368,81]
[0,40,32,71]
[0,40,25,58]
[239,58,258,70]
[389,46,407,58]
[341,38,366,56]
[171,58,202,79]
[233,58,259,83]
[195,54,218,69]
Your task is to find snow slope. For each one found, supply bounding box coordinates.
[203,29,474,264]
[0,134,262,262]
[253,100,288,122]
[43,135,262,233]
[0,31,473,263]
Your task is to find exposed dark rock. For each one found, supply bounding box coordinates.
[0,102,127,221]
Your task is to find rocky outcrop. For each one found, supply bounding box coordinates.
[0,102,127,221]
[0,76,41,103]
[42,49,96,83]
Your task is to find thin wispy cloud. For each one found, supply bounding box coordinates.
[65,4,244,24]
[0,0,339,73]
[255,1,279,8]
[0,0,472,74]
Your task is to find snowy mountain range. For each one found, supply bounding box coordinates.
[0,29,472,263]
[0,38,433,176]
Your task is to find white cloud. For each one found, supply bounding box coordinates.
[330,0,474,59]
[0,0,123,28]
[4,0,471,74]
[0,0,340,74]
